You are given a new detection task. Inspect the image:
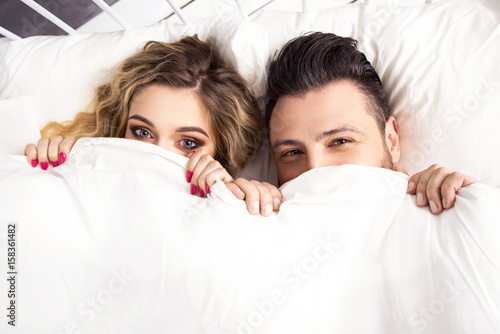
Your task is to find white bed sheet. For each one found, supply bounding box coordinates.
[0,138,499,333]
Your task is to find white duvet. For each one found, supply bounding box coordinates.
[0,138,499,334]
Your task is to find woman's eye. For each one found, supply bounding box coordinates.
[132,127,152,138]
[180,138,201,150]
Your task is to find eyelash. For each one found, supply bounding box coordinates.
[280,138,352,158]
[179,138,202,150]
[131,127,153,139]
[329,138,352,146]
[130,126,204,151]
[281,149,302,158]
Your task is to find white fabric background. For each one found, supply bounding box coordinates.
[0,138,499,333]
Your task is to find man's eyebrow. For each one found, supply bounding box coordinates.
[128,115,154,127]
[272,139,303,151]
[273,126,365,151]
[176,127,209,137]
[315,126,364,141]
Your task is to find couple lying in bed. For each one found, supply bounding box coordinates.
[24,33,476,216]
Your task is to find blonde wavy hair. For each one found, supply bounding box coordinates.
[41,35,262,176]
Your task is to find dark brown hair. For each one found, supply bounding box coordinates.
[265,32,389,134]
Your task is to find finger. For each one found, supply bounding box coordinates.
[407,170,424,194]
[251,181,274,217]
[185,150,196,182]
[196,162,233,198]
[440,172,477,209]
[199,165,234,197]
[185,149,208,183]
[36,138,50,170]
[225,183,246,200]
[262,182,283,211]
[233,178,261,215]
[189,153,217,197]
[58,136,76,164]
[48,136,63,167]
[393,165,409,176]
[25,143,38,168]
[425,167,453,214]
[414,164,441,207]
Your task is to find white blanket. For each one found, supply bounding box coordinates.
[1,138,499,334]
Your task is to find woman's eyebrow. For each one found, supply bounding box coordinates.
[176,127,209,137]
[128,115,154,127]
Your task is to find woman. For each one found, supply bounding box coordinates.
[25,35,263,200]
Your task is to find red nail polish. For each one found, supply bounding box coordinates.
[31,159,38,168]
[41,162,48,170]
[52,161,60,167]
[206,184,210,194]
[191,184,197,195]
[186,171,193,183]
[60,152,66,164]
[199,187,205,198]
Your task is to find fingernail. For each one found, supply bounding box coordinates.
[41,162,48,170]
[31,159,38,168]
[206,184,210,194]
[252,202,259,214]
[407,181,415,192]
[416,193,424,205]
[186,171,193,183]
[187,150,195,158]
[264,204,273,216]
[191,184,197,195]
[430,201,438,213]
[442,198,447,209]
[273,198,281,211]
[52,161,59,167]
[199,187,205,198]
[60,152,66,164]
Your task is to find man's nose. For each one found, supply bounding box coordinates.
[306,153,323,170]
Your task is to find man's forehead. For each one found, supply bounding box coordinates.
[271,88,371,134]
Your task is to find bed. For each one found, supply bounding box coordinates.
[1,0,500,333]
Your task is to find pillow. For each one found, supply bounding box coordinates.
[0,16,269,128]
[0,96,41,155]
[252,0,500,188]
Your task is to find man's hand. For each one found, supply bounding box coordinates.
[226,179,282,217]
[406,164,477,214]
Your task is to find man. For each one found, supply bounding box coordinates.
[230,32,476,216]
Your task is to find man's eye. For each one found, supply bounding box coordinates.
[180,138,201,150]
[132,127,152,138]
[282,149,300,157]
[331,138,351,146]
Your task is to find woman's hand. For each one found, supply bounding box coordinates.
[186,149,234,198]
[24,136,76,170]
[405,164,477,214]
